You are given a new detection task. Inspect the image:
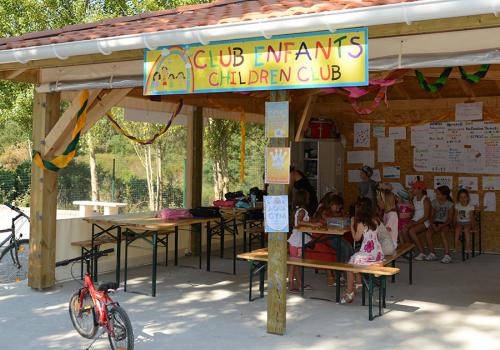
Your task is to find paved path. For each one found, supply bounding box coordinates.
[0,253,499,350]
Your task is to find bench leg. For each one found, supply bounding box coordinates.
[378,278,382,317]
[152,233,158,297]
[362,279,366,306]
[124,230,129,292]
[93,246,99,282]
[383,277,387,309]
[409,250,413,285]
[368,274,374,321]
[220,222,225,259]
[391,260,396,283]
[165,235,169,267]
[259,264,265,298]
[174,227,179,266]
[249,261,254,302]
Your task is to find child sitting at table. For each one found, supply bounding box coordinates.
[288,189,320,293]
[341,197,384,304]
[396,189,413,243]
[454,188,475,258]
[312,193,353,286]
[377,185,399,249]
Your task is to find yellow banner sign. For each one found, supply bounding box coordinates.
[143,29,368,95]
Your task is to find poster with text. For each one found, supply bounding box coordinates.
[264,196,289,232]
[455,102,483,121]
[383,166,400,179]
[265,101,289,138]
[434,176,453,189]
[265,147,290,184]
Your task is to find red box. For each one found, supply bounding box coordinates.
[305,118,338,139]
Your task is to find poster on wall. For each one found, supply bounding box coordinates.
[389,127,406,140]
[265,147,290,184]
[484,192,496,212]
[373,124,385,138]
[354,123,370,148]
[347,151,374,167]
[383,166,400,179]
[405,175,424,188]
[377,137,395,163]
[434,176,453,189]
[265,101,289,138]
[348,170,362,183]
[483,176,500,190]
[455,102,483,121]
[264,196,289,232]
[458,177,478,191]
[143,28,368,95]
[470,193,480,207]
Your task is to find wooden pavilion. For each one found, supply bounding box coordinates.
[1,0,500,335]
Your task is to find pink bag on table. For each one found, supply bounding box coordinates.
[158,208,192,220]
[213,200,236,208]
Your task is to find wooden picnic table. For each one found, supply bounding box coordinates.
[84,212,219,297]
[296,224,350,302]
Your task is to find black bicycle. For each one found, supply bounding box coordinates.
[0,203,30,283]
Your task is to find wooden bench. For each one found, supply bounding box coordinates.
[237,249,400,320]
[71,236,118,280]
[382,242,415,284]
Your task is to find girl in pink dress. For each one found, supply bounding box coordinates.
[341,197,384,304]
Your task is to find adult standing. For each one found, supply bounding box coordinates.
[358,165,378,205]
[289,167,318,216]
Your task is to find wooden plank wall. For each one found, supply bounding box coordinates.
[333,109,500,253]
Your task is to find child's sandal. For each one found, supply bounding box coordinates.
[340,292,355,304]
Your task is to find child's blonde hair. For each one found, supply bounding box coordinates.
[377,189,397,213]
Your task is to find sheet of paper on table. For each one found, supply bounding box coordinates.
[347,150,375,167]
[484,192,496,212]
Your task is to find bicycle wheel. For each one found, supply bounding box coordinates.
[107,305,134,350]
[0,239,29,283]
[69,290,98,339]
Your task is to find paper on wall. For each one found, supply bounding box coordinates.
[372,169,381,182]
[482,176,500,190]
[383,166,400,179]
[406,175,424,188]
[484,192,496,212]
[373,124,385,138]
[434,176,453,189]
[388,182,405,197]
[455,102,483,121]
[458,177,478,191]
[347,151,375,167]
[389,127,406,140]
[377,137,395,163]
[354,123,370,148]
[427,189,436,202]
[348,170,362,183]
[411,125,428,148]
[264,195,289,232]
[470,193,480,207]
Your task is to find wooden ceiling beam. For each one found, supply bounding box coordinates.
[46,88,132,156]
[295,95,317,142]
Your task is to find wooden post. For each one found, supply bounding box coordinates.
[28,91,60,289]
[267,90,290,335]
[186,106,203,254]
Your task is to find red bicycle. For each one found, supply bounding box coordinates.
[56,248,134,350]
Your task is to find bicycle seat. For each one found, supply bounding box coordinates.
[97,282,119,292]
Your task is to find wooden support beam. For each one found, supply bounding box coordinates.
[5,69,27,79]
[48,88,132,156]
[44,89,102,156]
[294,95,317,142]
[267,90,290,336]
[187,106,204,254]
[28,91,60,290]
[458,79,476,99]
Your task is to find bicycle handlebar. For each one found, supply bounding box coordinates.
[56,248,114,267]
[4,203,29,220]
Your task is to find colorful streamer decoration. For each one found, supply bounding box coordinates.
[459,64,490,83]
[415,67,453,93]
[349,86,388,115]
[33,90,89,172]
[106,100,183,145]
